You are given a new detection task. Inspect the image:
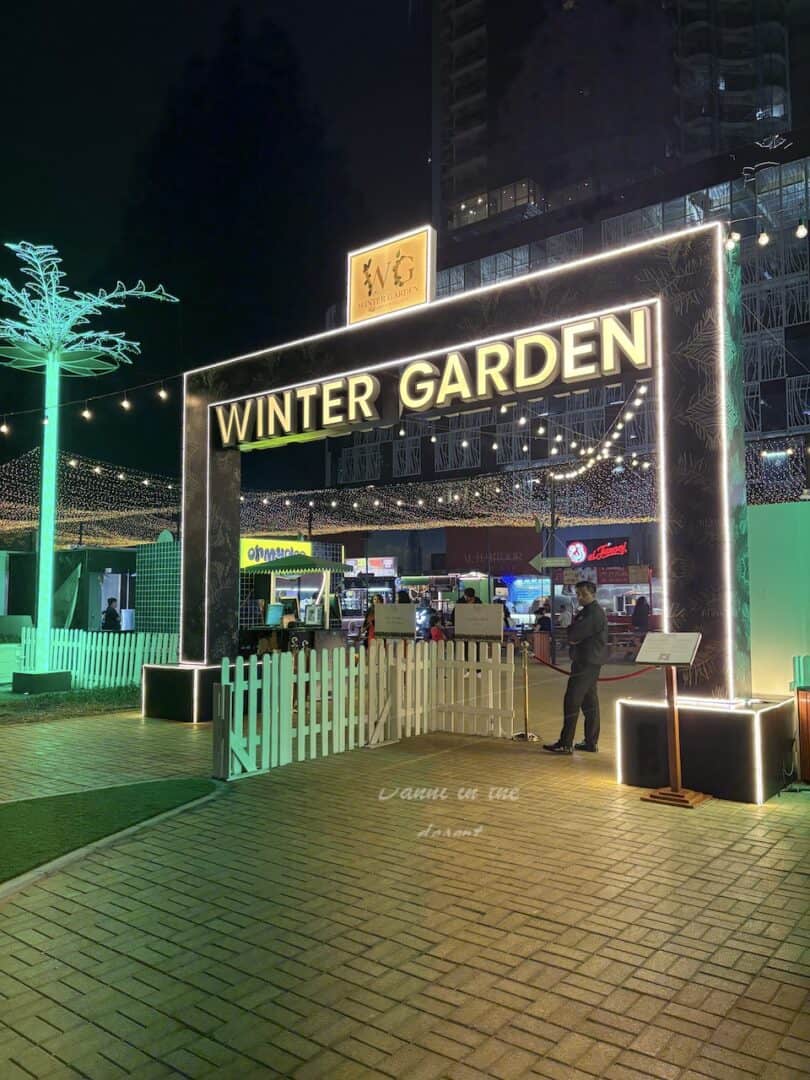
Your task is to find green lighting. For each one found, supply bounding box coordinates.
[0,242,177,671]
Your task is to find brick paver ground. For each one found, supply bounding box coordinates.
[1,666,809,1078]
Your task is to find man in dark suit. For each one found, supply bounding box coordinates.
[543,580,607,754]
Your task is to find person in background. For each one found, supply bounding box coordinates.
[450,586,481,625]
[396,589,412,604]
[631,595,650,646]
[362,604,376,645]
[543,580,608,754]
[428,614,446,642]
[534,606,552,632]
[102,597,121,631]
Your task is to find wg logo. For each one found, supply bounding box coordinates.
[362,249,416,296]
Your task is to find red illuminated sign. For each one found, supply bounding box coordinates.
[566,537,630,568]
[587,541,628,563]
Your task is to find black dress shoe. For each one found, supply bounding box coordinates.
[542,742,573,754]
[574,741,598,752]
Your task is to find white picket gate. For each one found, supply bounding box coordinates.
[214,639,516,780]
[19,628,179,689]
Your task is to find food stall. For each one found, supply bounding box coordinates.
[239,554,350,654]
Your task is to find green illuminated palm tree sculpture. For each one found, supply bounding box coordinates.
[0,242,177,674]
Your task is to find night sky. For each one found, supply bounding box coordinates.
[0,1,430,480]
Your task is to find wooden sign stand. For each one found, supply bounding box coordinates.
[634,632,710,809]
[642,665,710,809]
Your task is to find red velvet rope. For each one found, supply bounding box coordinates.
[531,655,658,682]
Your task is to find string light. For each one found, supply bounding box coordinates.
[536,425,546,435]
[430,435,437,444]
[461,439,469,448]
[797,219,808,240]
[0,419,8,435]
[518,416,527,426]
[121,396,132,411]
[492,441,498,450]
[757,229,770,247]
[81,403,92,420]
[398,427,406,437]
[158,386,169,400]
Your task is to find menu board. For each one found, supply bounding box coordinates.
[454,603,504,642]
[375,604,416,639]
[636,632,701,667]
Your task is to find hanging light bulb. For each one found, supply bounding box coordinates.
[638,385,648,395]
[473,490,480,497]
[554,433,563,442]
[142,478,150,486]
[0,419,8,435]
[522,443,529,453]
[373,499,380,507]
[570,440,578,449]
[330,499,337,508]
[262,497,268,505]
[757,229,770,247]
[307,500,314,508]
[536,424,546,435]
[633,397,642,407]
[461,439,469,448]
[42,416,49,425]
[284,498,291,507]
[396,499,403,507]
[438,496,444,504]
[492,441,498,450]
[518,416,527,426]
[81,403,92,420]
[117,472,125,480]
[417,498,424,507]
[550,446,559,456]
[92,465,101,475]
[797,219,809,240]
[500,404,508,414]
[398,427,406,437]
[495,486,501,494]
[430,435,437,444]
[624,410,634,421]
[158,386,169,401]
[453,493,460,501]
[121,396,132,411]
[352,501,359,509]
[68,458,78,468]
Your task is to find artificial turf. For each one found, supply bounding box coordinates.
[0,778,216,883]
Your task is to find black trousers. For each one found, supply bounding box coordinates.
[558,661,601,747]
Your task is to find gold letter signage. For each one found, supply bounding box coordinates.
[213,303,654,448]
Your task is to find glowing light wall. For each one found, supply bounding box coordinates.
[748,502,810,696]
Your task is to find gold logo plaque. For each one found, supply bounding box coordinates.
[347,225,435,325]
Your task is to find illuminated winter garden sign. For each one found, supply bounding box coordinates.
[213,302,653,449]
[177,222,749,712]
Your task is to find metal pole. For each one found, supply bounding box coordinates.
[664,664,683,793]
[522,641,530,739]
[35,350,60,671]
[549,479,557,665]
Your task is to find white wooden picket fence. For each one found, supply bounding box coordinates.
[214,638,515,780]
[19,628,178,689]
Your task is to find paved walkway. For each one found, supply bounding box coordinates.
[1,671,809,1078]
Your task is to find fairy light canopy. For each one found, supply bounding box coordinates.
[0,439,802,549]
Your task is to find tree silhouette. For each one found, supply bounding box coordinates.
[0,242,177,674]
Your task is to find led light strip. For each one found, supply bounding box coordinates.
[655,302,670,634]
[142,663,221,723]
[615,696,791,804]
[716,227,735,702]
[184,222,721,378]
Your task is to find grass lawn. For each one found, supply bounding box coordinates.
[0,685,140,723]
[0,778,217,883]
